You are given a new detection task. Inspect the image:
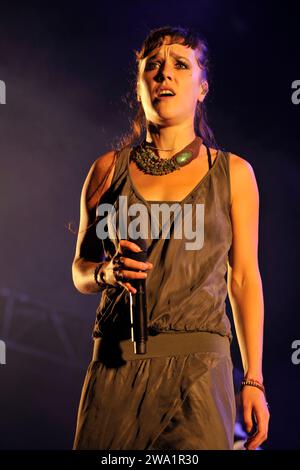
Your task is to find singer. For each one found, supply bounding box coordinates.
[71,26,269,450]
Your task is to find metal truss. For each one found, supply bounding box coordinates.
[0,287,93,369]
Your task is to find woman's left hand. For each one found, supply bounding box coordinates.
[240,386,270,450]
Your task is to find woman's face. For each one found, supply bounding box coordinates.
[137,37,208,126]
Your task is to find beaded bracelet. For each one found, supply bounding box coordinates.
[94,262,107,290]
[245,377,264,384]
[240,378,266,397]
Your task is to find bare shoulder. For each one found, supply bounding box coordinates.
[228,152,258,206]
[228,152,255,173]
[92,149,117,182]
[83,149,117,210]
[94,149,116,170]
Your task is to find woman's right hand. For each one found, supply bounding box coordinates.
[103,239,153,294]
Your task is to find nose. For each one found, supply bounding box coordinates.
[156,61,174,81]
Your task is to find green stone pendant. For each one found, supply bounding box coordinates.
[131,137,202,175]
[175,151,193,165]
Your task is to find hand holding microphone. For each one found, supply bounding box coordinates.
[101,239,153,293]
[121,238,150,354]
[97,238,152,354]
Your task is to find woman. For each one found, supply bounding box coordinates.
[72,26,270,450]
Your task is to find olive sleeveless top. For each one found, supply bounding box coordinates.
[93,144,233,342]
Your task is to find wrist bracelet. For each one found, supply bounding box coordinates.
[240,379,266,397]
[94,262,107,290]
[245,376,264,384]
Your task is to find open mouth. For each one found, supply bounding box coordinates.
[154,92,176,102]
[153,96,175,104]
[155,87,176,99]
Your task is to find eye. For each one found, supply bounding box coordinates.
[145,61,189,71]
[176,61,188,69]
[145,61,159,70]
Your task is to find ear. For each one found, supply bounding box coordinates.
[197,80,209,103]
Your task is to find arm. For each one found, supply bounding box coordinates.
[72,151,153,295]
[72,150,116,294]
[227,153,270,449]
[227,154,264,381]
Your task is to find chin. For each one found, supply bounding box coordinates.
[152,109,183,121]
[159,115,186,125]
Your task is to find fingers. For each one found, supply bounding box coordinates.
[243,403,253,435]
[120,269,149,280]
[117,240,153,292]
[115,240,154,294]
[244,405,270,450]
[114,269,148,294]
[119,239,143,253]
[118,240,153,270]
[122,282,136,294]
[119,256,153,272]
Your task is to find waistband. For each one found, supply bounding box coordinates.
[92,331,231,362]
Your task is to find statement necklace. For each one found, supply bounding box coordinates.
[131,136,202,175]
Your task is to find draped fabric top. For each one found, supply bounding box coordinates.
[93,144,233,342]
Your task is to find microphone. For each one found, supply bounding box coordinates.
[122,237,148,354]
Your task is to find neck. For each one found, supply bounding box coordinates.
[145,122,196,159]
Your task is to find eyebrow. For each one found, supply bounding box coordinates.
[146,52,191,63]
